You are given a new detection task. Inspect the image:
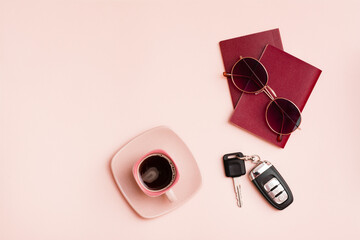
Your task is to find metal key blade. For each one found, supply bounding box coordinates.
[233,177,242,207]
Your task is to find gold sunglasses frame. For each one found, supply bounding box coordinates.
[223,56,302,141]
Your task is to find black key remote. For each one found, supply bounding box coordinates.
[223,152,246,207]
[249,161,293,210]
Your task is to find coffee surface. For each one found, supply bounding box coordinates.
[139,155,173,190]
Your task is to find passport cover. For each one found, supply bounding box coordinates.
[219,29,284,108]
[230,45,322,148]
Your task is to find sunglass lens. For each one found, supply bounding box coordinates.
[232,58,268,92]
[266,99,301,135]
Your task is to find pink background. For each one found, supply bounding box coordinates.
[1,0,359,239]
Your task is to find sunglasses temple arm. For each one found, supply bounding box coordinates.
[277,112,285,142]
[223,72,251,79]
[225,72,264,94]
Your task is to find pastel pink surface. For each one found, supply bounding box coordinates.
[1,1,360,240]
[111,126,201,218]
[132,149,179,197]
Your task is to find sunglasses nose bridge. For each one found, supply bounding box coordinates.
[266,86,277,98]
[262,85,277,101]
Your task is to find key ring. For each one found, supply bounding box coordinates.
[236,154,263,165]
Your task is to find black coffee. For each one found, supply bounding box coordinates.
[139,154,175,191]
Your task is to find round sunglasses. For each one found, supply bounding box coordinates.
[223,57,301,142]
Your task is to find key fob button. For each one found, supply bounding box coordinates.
[264,178,280,192]
[249,162,293,210]
[267,184,284,199]
[273,191,288,204]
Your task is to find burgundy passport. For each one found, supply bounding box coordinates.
[230,45,322,148]
[219,29,283,108]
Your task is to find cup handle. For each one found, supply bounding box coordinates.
[165,189,177,202]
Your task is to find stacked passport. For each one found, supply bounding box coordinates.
[219,29,322,148]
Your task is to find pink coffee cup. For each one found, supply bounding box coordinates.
[133,150,179,202]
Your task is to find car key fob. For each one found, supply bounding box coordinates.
[249,161,293,210]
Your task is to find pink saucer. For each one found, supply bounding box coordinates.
[111,126,202,218]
